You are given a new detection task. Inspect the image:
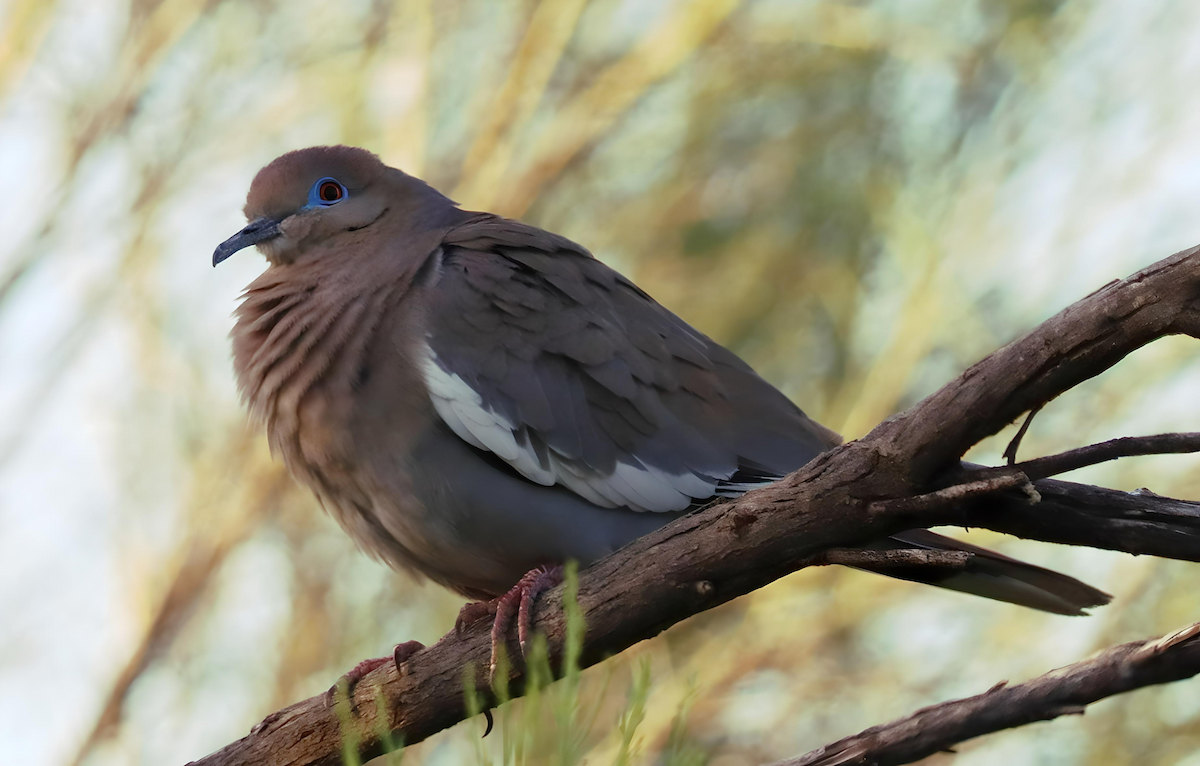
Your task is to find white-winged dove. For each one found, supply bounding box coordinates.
[214,146,1109,678]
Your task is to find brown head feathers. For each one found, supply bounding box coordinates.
[244,145,386,222]
[214,145,463,267]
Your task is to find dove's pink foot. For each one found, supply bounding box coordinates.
[456,565,564,681]
[325,640,426,707]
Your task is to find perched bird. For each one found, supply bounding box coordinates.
[214,145,1109,679]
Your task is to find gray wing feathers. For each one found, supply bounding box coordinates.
[422,215,837,512]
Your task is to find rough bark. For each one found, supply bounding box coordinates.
[188,244,1200,766]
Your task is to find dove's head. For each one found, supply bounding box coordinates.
[213,145,457,267]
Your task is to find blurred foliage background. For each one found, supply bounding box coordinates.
[3,0,1200,764]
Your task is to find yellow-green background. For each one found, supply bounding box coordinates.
[3,0,1200,764]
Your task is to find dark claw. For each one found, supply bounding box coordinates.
[393,640,425,674]
[483,709,494,737]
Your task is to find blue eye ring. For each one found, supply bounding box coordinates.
[309,177,348,207]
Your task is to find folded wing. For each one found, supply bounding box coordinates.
[420,215,840,513]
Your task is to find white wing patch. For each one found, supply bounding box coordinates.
[420,344,721,512]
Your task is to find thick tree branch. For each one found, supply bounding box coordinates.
[188,245,1200,766]
[780,621,1200,766]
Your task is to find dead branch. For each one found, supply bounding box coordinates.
[867,469,1036,514]
[952,477,1200,561]
[1003,406,1041,465]
[813,548,973,569]
[1015,432,1200,480]
[780,622,1200,766]
[187,244,1200,766]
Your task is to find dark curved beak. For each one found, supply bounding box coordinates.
[213,217,281,266]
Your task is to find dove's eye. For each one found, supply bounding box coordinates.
[310,177,347,206]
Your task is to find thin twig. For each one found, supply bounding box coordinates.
[1003,406,1041,465]
[811,549,973,569]
[778,622,1200,766]
[867,470,1035,515]
[1015,432,1200,481]
[934,431,1200,508]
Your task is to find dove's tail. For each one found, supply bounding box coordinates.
[855,528,1111,616]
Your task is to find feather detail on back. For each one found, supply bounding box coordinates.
[421,343,715,511]
[418,214,840,513]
